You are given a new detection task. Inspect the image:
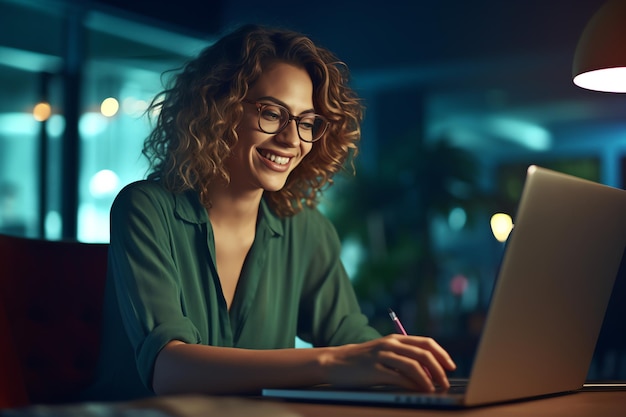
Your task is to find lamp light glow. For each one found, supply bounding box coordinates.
[490,213,513,243]
[572,0,626,93]
[573,67,626,93]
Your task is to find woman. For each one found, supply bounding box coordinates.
[85,24,455,401]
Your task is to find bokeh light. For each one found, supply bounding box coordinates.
[100,97,119,117]
[490,212,514,242]
[33,102,51,122]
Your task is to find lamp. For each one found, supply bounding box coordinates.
[572,0,626,93]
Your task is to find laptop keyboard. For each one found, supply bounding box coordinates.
[437,378,468,394]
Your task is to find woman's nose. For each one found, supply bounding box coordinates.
[275,119,300,147]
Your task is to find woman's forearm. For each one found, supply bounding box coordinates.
[152,340,334,395]
[152,335,456,395]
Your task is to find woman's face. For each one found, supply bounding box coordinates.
[229,62,314,194]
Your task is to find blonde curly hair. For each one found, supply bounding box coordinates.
[143,24,363,217]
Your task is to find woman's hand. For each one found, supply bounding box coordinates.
[321,334,456,392]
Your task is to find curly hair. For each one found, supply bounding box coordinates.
[143,24,363,217]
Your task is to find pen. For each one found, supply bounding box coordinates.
[388,308,407,335]
[388,308,433,380]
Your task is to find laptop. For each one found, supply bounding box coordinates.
[263,165,626,407]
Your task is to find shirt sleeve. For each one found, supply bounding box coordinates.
[108,183,202,390]
[297,209,381,346]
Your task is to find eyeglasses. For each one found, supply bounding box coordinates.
[243,99,329,143]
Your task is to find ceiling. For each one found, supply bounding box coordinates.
[2,0,626,162]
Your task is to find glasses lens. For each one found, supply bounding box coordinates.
[297,114,327,142]
[258,104,288,134]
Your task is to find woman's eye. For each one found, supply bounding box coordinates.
[260,106,283,121]
[299,121,314,131]
[298,116,316,131]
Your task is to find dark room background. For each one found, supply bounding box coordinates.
[1,0,624,379]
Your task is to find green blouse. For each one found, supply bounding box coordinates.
[84,180,381,401]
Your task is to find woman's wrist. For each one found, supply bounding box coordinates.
[314,344,354,386]
[314,346,335,382]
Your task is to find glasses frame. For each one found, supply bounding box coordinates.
[242,99,329,143]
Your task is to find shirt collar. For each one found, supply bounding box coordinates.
[173,189,209,225]
[173,190,284,237]
[259,197,283,237]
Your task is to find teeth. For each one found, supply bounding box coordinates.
[264,151,290,165]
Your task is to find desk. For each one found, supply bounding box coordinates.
[2,391,626,417]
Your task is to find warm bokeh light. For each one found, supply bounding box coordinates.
[100,97,119,117]
[490,212,514,242]
[33,102,51,122]
[573,67,626,93]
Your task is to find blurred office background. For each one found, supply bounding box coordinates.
[1,0,624,379]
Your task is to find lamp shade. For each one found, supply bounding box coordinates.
[572,0,626,93]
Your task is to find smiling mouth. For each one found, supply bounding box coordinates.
[259,150,291,165]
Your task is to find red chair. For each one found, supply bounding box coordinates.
[0,234,108,408]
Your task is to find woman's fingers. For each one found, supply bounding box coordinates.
[327,335,456,392]
[377,349,438,391]
[373,335,457,390]
[390,334,456,370]
[413,336,457,371]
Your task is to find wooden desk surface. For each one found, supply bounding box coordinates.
[269,390,626,417]
[3,390,626,417]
